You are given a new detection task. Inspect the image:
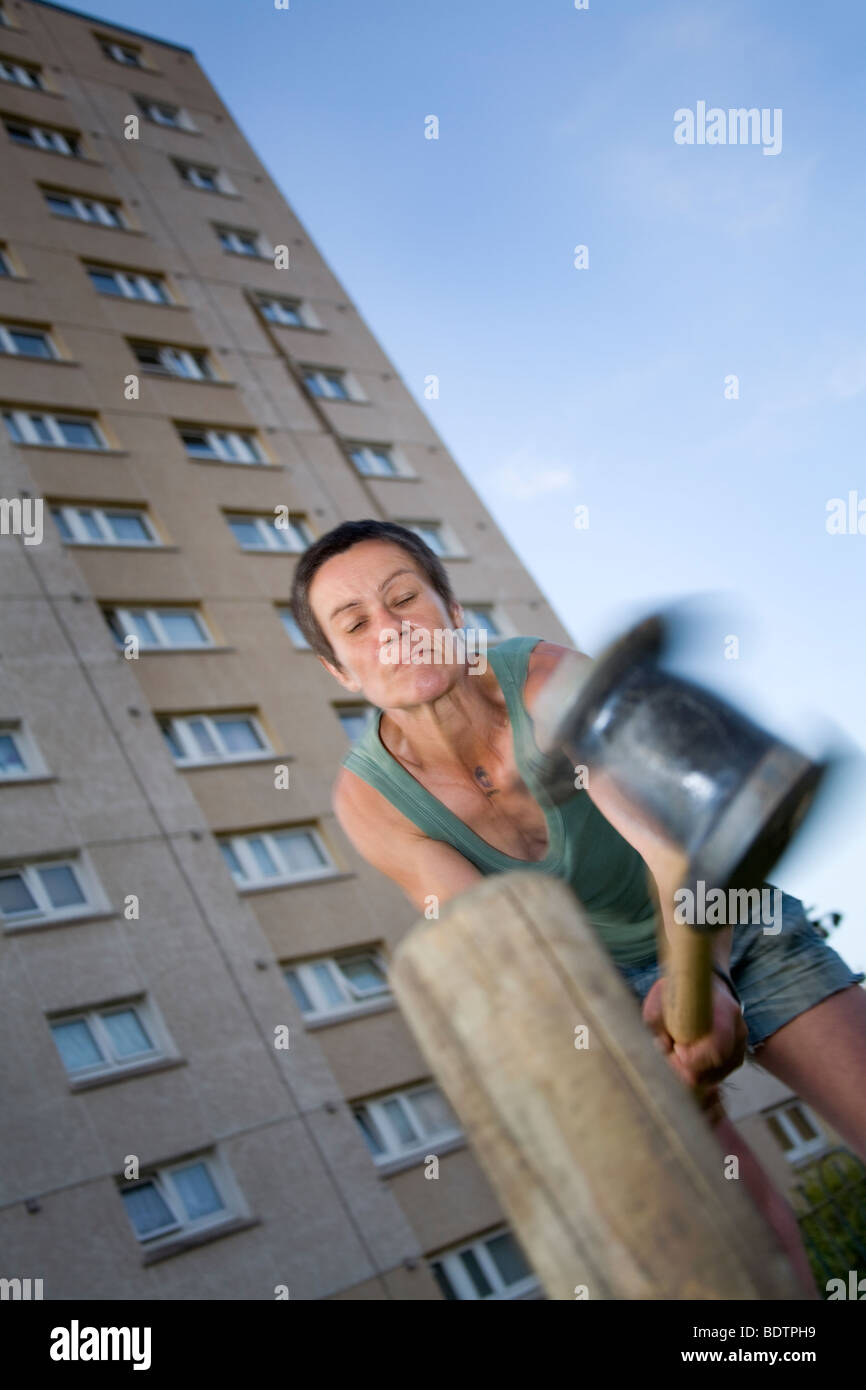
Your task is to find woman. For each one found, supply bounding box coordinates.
[289,518,866,1171]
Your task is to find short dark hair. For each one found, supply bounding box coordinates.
[289,518,459,668]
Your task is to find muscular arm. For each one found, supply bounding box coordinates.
[332,766,484,915]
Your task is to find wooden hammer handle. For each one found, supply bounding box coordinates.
[654,849,715,1045]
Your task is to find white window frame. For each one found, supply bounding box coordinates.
[216,225,263,257]
[99,39,143,67]
[0,323,57,359]
[6,121,81,155]
[346,443,406,477]
[277,608,311,649]
[178,425,267,465]
[430,1228,541,1301]
[136,96,195,131]
[353,1083,463,1166]
[226,512,312,553]
[44,190,125,227]
[50,504,160,547]
[219,826,337,890]
[399,519,465,558]
[158,711,271,767]
[107,606,215,650]
[283,948,392,1022]
[301,367,365,402]
[256,295,319,329]
[176,161,230,193]
[2,409,108,450]
[50,997,168,1080]
[0,853,106,929]
[0,56,43,88]
[0,721,47,779]
[86,264,170,303]
[131,341,217,381]
[120,1152,243,1247]
[765,1101,827,1163]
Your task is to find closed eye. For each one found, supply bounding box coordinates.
[347,593,416,633]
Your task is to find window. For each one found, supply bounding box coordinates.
[0,56,43,89]
[226,512,313,553]
[460,605,504,641]
[51,504,160,546]
[176,161,229,193]
[44,190,125,227]
[400,521,462,557]
[86,264,170,302]
[99,38,143,67]
[120,1154,240,1246]
[430,1229,540,1301]
[135,96,194,130]
[50,999,165,1079]
[178,425,267,465]
[218,826,336,889]
[301,367,361,401]
[0,5,10,27]
[347,443,401,477]
[0,323,57,359]
[5,121,82,157]
[216,226,262,257]
[130,341,218,381]
[277,608,311,649]
[256,295,316,328]
[0,722,45,779]
[284,949,391,1023]
[353,1083,462,1166]
[765,1102,826,1163]
[2,409,108,450]
[0,244,12,276]
[0,855,105,928]
[158,712,270,766]
[105,607,214,650]
[336,705,374,742]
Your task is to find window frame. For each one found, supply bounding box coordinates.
[430,1228,540,1300]
[0,55,44,89]
[85,263,171,303]
[5,120,83,157]
[225,511,313,553]
[98,38,144,67]
[135,95,196,132]
[353,1082,463,1166]
[50,503,161,547]
[255,294,319,329]
[301,366,365,402]
[0,853,105,929]
[219,826,337,890]
[178,425,268,465]
[399,519,464,558]
[0,721,47,780]
[130,340,218,381]
[49,997,167,1080]
[158,711,271,767]
[2,409,108,450]
[43,189,125,227]
[216,225,264,258]
[277,607,311,649]
[119,1152,241,1247]
[0,322,57,359]
[283,948,392,1022]
[765,1101,827,1164]
[107,605,215,650]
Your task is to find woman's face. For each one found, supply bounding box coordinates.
[308,538,465,706]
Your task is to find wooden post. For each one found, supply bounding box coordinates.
[389,870,805,1300]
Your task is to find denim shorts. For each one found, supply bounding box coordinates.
[616,887,865,1055]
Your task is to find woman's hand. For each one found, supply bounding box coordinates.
[641,976,748,1113]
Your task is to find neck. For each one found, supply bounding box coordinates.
[379,663,507,776]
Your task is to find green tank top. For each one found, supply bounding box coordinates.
[341,635,660,966]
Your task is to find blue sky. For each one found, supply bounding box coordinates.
[61,0,866,968]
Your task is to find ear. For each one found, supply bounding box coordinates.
[317,653,363,694]
[449,599,465,627]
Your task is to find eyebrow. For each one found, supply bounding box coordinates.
[328,568,419,622]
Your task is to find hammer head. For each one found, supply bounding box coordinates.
[532,613,829,921]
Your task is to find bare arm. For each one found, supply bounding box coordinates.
[332,766,484,916]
